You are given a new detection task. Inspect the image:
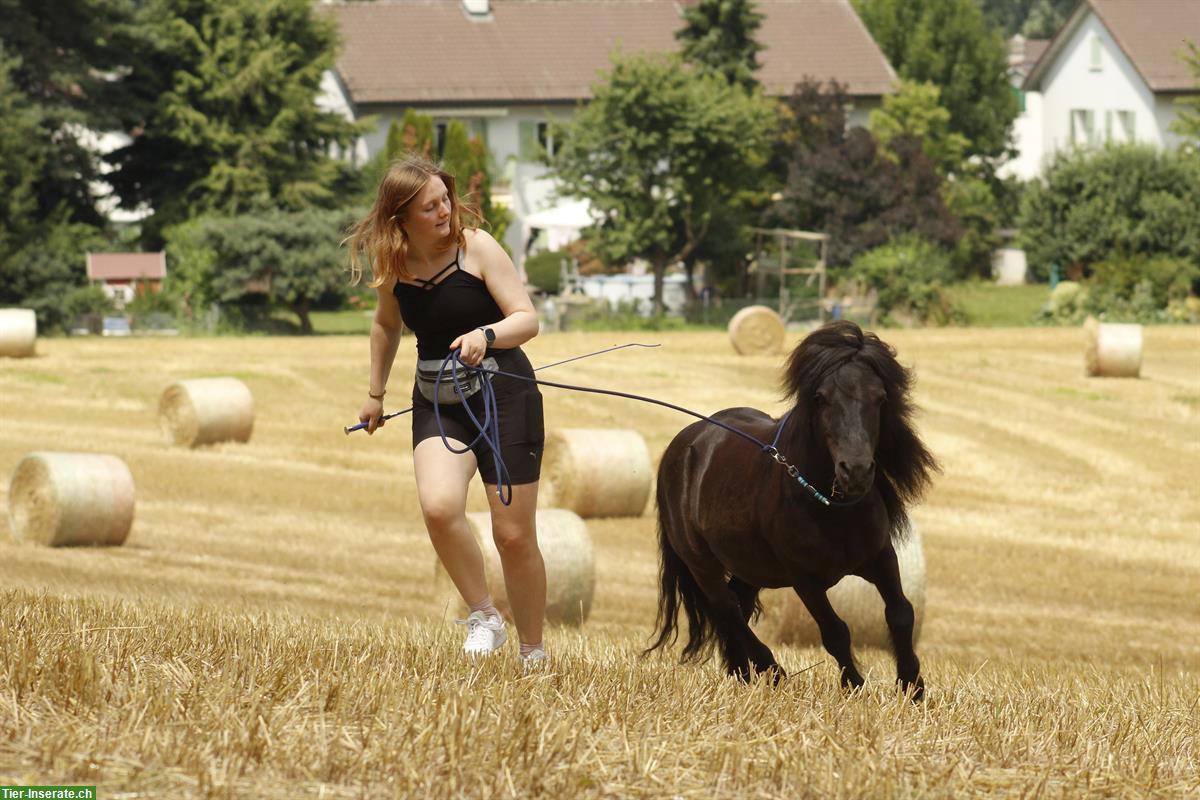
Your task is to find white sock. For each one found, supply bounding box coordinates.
[468,596,502,624]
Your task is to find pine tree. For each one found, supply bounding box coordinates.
[104,0,367,245]
[675,0,765,90]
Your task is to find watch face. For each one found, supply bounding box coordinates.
[482,327,496,343]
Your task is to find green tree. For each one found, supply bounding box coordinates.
[548,54,776,312]
[869,80,970,176]
[0,12,121,328]
[396,109,435,159]
[105,0,368,245]
[854,0,1018,164]
[766,80,960,268]
[0,49,44,265]
[675,0,765,90]
[441,121,513,253]
[164,207,356,334]
[1021,0,1074,38]
[1172,40,1200,148]
[975,0,1074,38]
[440,121,475,188]
[0,0,141,229]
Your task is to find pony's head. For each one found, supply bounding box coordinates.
[782,321,939,533]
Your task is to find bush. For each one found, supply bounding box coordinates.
[523,250,569,294]
[126,280,178,316]
[943,175,1002,279]
[1019,145,1200,280]
[1089,254,1199,309]
[1039,254,1200,324]
[848,237,963,325]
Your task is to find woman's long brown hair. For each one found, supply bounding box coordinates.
[346,154,481,286]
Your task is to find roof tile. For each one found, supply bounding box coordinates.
[324,0,897,104]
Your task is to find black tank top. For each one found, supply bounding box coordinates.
[393,248,505,359]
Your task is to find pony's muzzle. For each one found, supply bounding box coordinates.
[835,459,875,496]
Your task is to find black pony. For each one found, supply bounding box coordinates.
[647,321,938,698]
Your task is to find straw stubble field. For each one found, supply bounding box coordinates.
[0,327,1197,798]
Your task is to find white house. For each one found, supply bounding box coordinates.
[1022,0,1200,170]
[319,0,898,267]
[1001,35,1050,180]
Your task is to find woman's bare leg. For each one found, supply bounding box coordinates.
[413,437,489,607]
[485,481,545,647]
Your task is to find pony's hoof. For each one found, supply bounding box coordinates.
[840,671,866,693]
[900,676,925,703]
[760,663,787,685]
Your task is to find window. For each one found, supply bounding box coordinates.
[1070,109,1096,146]
[1104,110,1136,143]
[1117,110,1135,142]
[1011,86,1026,114]
[536,122,556,157]
[1090,35,1103,71]
[434,122,448,157]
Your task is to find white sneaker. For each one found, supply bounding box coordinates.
[457,611,507,656]
[520,647,547,673]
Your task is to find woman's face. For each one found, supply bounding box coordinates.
[402,175,452,245]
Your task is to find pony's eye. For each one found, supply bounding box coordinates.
[813,393,827,406]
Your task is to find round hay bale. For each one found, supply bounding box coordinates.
[541,428,652,518]
[435,509,595,626]
[1084,316,1142,378]
[0,308,37,358]
[7,452,135,546]
[728,305,785,355]
[159,377,254,447]
[758,523,926,650]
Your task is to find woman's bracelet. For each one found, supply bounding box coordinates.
[368,389,386,400]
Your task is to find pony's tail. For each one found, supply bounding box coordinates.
[644,478,715,661]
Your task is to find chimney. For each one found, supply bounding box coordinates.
[463,0,491,18]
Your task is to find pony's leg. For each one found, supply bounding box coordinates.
[688,570,781,682]
[727,576,785,682]
[859,546,924,701]
[793,580,865,691]
[689,570,753,680]
[727,575,760,624]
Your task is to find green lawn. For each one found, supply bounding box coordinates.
[945,281,1049,327]
[309,309,374,335]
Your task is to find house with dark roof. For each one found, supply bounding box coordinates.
[319,0,898,262]
[1022,0,1199,170]
[86,252,167,307]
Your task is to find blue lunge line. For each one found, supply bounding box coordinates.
[342,342,661,434]
[445,351,832,507]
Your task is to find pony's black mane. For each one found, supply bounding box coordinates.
[781,321,939,538]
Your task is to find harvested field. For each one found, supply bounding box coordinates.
[1,327,1198,798]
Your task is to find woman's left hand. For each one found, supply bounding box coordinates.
[450,328,489,366]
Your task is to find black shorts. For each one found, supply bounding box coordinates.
[411,348,544,485]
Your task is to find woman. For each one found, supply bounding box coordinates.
[347,154,547,667]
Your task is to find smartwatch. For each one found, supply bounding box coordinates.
[477,326,496,345]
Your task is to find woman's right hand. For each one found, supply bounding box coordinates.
[359,397,385,435]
